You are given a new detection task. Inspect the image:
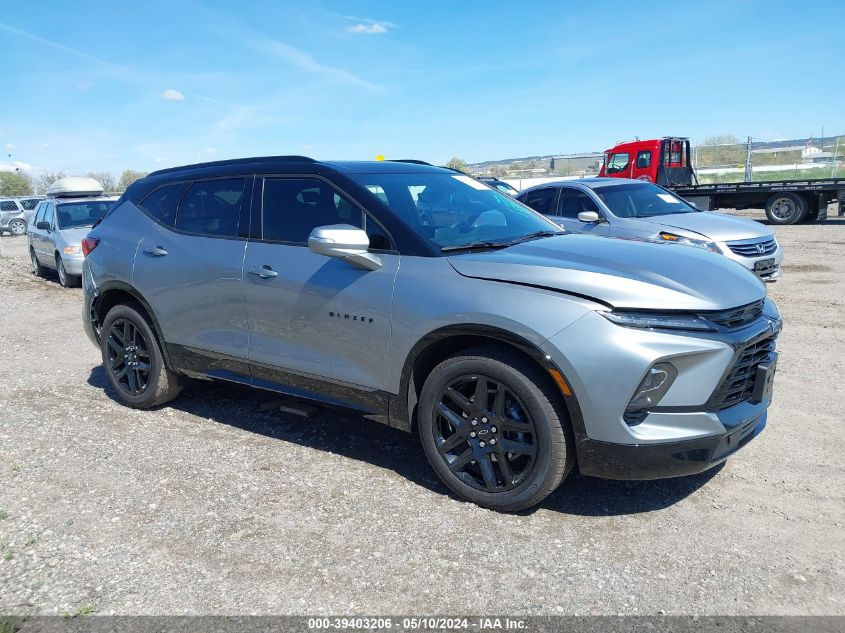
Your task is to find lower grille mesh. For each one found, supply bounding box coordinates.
[709,334,777,410]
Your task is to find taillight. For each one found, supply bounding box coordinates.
[81,237,100,257]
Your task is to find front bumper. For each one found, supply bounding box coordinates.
[577,410,766,480]
[719,242,784,282]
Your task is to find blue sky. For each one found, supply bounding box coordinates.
[1,0,843,175]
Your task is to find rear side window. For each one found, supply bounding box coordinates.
[0,200,18,212]
[175,178,246,237]
[519,188,557,214]
[140,183,184,226]
[261,178,364,244]
[636,151,651,169]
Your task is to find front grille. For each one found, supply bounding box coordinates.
[701,300,764,330]
[709,334,777,411]
[726,237,777,257]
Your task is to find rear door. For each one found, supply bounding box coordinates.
[552,187,609,236]
[132,178,251,365]
[243,175,399,394]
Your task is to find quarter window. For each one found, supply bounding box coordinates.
[175,178,246,237]
[636,151,652,169]
[519,188,557,214]
[261,178,364,244]
[140,183,184,226]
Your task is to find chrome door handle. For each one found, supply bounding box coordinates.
[143,246,168,257]
[248,265,278,279]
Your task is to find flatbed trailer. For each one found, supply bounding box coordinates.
[598,137,844,224]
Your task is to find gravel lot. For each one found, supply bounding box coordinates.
[1,212,843,616]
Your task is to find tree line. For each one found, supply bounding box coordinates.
[0,169,149,197]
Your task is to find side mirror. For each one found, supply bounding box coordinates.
[36,221,51,231]
[308,224,382,271]
[578,211,601,223]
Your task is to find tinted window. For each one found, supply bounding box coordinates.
[519,188,557,214]
[20,198,41,210]
[262,178,363,244]
[56,202,115,229]
[140,183,183,226]
[605,153,630,174]
[558,189,600,219]
[636,151,651,169]
[176,178,245,237]
[34,203,47,225]
[0,200,18,212]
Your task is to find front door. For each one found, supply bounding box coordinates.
[553,188,610,236]
[243,176,398,397]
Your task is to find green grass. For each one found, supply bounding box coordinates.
[64,605,96,618]
[0,510,8,520]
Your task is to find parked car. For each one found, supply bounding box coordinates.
[480,177,519,197]
[517,178,783,281]
[0,198,29,236]
[82,157,780,511]
[28,177,117,287]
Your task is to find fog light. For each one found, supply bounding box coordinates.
[626,362,677,412]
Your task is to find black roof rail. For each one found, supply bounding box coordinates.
[148,155,316,177]
[388,159,432,166]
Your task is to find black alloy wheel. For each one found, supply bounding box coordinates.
[105,318,152,396]
[433,374,538,492]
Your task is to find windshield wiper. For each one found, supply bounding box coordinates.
[505,230,565,245]
[441,241,512,253]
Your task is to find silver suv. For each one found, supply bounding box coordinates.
[81,157,781,511]
[518,179,784,281]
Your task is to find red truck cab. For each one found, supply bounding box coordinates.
[599,137,695,187]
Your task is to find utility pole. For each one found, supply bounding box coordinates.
[743,136,753,183]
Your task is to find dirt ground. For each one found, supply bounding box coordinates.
[0,211,843,616]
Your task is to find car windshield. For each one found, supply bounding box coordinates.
[592,182,697,218]
[348,172,561,251]
[56,201,115,229]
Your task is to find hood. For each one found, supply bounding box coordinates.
[448,235,765,311]
[634,211,772,243]
[57,227,92,246]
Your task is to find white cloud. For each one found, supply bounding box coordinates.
[4,143,14,150]
[160,89,185,101]
[36,142,50,149]
[348,22,388,34]
[0,160,35,173]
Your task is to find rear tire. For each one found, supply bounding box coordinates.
[100,302,183,409]
[8,219,27,236]
[418,345,574,512]
[31,248,48,278]
[56,255,80,288]
[765,192,806,225]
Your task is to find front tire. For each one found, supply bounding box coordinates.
[100,302,183,409]
[765,192,806,225]
[418,346,574,511]
[56,255,80,288]
[31,248,48,278]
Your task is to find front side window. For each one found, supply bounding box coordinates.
[261,178,366,244]
[56,201,115,229]
[636,151,652,169]
[519,188,557,214]
[593,183,696,218]
[349,173,561,252]
[34,203,47,225]
[175,178,245,237]
[20,198,41,210]
[605,153,630,174]
[558,189,600,219]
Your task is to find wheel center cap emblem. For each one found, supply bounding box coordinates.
[477,428,489,437]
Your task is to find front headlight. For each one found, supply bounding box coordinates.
[63,245,82,255]
[601,310,717,332]
[658,232,720,253]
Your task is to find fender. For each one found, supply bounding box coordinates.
[389,324,587,446]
